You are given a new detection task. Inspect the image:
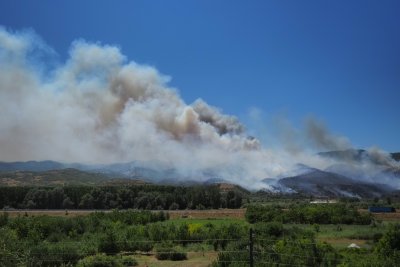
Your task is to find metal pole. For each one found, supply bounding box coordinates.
[249,228,254,267]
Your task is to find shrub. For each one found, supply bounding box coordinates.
[77,254,123,267]
[29,242,81,267]
[155,245,187,261]
[245,204,282,223]
[98,231,120,255]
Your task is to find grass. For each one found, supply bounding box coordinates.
[168,217,248,226]
[284,223,387,248]
[134,251,218,267]
[167,209,246,219]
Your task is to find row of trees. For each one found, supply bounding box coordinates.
[0,184,244,210]
[245,203,372,224]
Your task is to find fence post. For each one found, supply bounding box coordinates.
[249,228,254,267]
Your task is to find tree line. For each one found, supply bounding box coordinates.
[245,203,372,225]
[0,184,244,210]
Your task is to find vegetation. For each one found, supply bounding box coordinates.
[245,203,372,224]
[0,210,248,266]
[0,184,244,210]
[2,186,400,266]
[1,205,400,266]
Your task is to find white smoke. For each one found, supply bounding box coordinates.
[0,27,398,189]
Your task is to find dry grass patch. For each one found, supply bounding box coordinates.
[135,251,218,267]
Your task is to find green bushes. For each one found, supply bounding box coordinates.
[155,244,187,261]
[99,231,120,255]
[213,224,341,267]
[76,254,137,267]
[29,242,81,267]
[245,203,372,225]
[0,228,22,267]
[375,223,400,257]
[254,221,284,238]
[245,204,282,223]
[0,210,252,266]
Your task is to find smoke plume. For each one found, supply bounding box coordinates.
[0,27,398,189]
[305,118,351,151]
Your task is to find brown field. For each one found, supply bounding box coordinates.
[3,209,96,217]
[3,208,246,219]
[359,209,400,221]
[371,211,400,221]
[5,208,400,222]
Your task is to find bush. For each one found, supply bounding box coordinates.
[155,245,187,261]
[98,231,120,255]
[29,242,81,267]
[254,222,284,238]
[246,203,372,225]
[245,204,282,223]
[121,257,138,266]
[77,254,120,267]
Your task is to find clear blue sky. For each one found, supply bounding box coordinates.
[1,0,399,151]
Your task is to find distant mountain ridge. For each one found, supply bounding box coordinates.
[0,160,65,172]
[276,168,392,198]
[1,149,400,197]
[0,168,112,186]
[265,149,400,198]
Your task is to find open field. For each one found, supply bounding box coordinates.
[167,209,246,219]
[370,211,400,221]
[3,208,247,219]
[285,223,388,248]
[3,209,95,217]
[5,208,400,224]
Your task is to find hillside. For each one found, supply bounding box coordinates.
[0,168,113,186]
[0,160,65,172]
[277,169,392,198]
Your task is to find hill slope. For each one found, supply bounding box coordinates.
[0,168,112,186]
[277,168,392,198]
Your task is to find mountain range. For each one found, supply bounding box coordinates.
[0,149,399,198]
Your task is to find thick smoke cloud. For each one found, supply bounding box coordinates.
[0,27,398,189]
[305,118,351,151]
[0,27,299,189]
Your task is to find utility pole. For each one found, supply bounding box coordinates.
[249,228,254,267]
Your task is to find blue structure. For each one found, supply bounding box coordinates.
[368,206,396,213]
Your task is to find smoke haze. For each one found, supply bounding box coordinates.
[0,27,398,189]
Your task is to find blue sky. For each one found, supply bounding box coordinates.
[0,0,399,151]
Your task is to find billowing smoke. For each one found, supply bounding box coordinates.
[0,27,293,189]
[305,118,351,151]
[0,27,398,190]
